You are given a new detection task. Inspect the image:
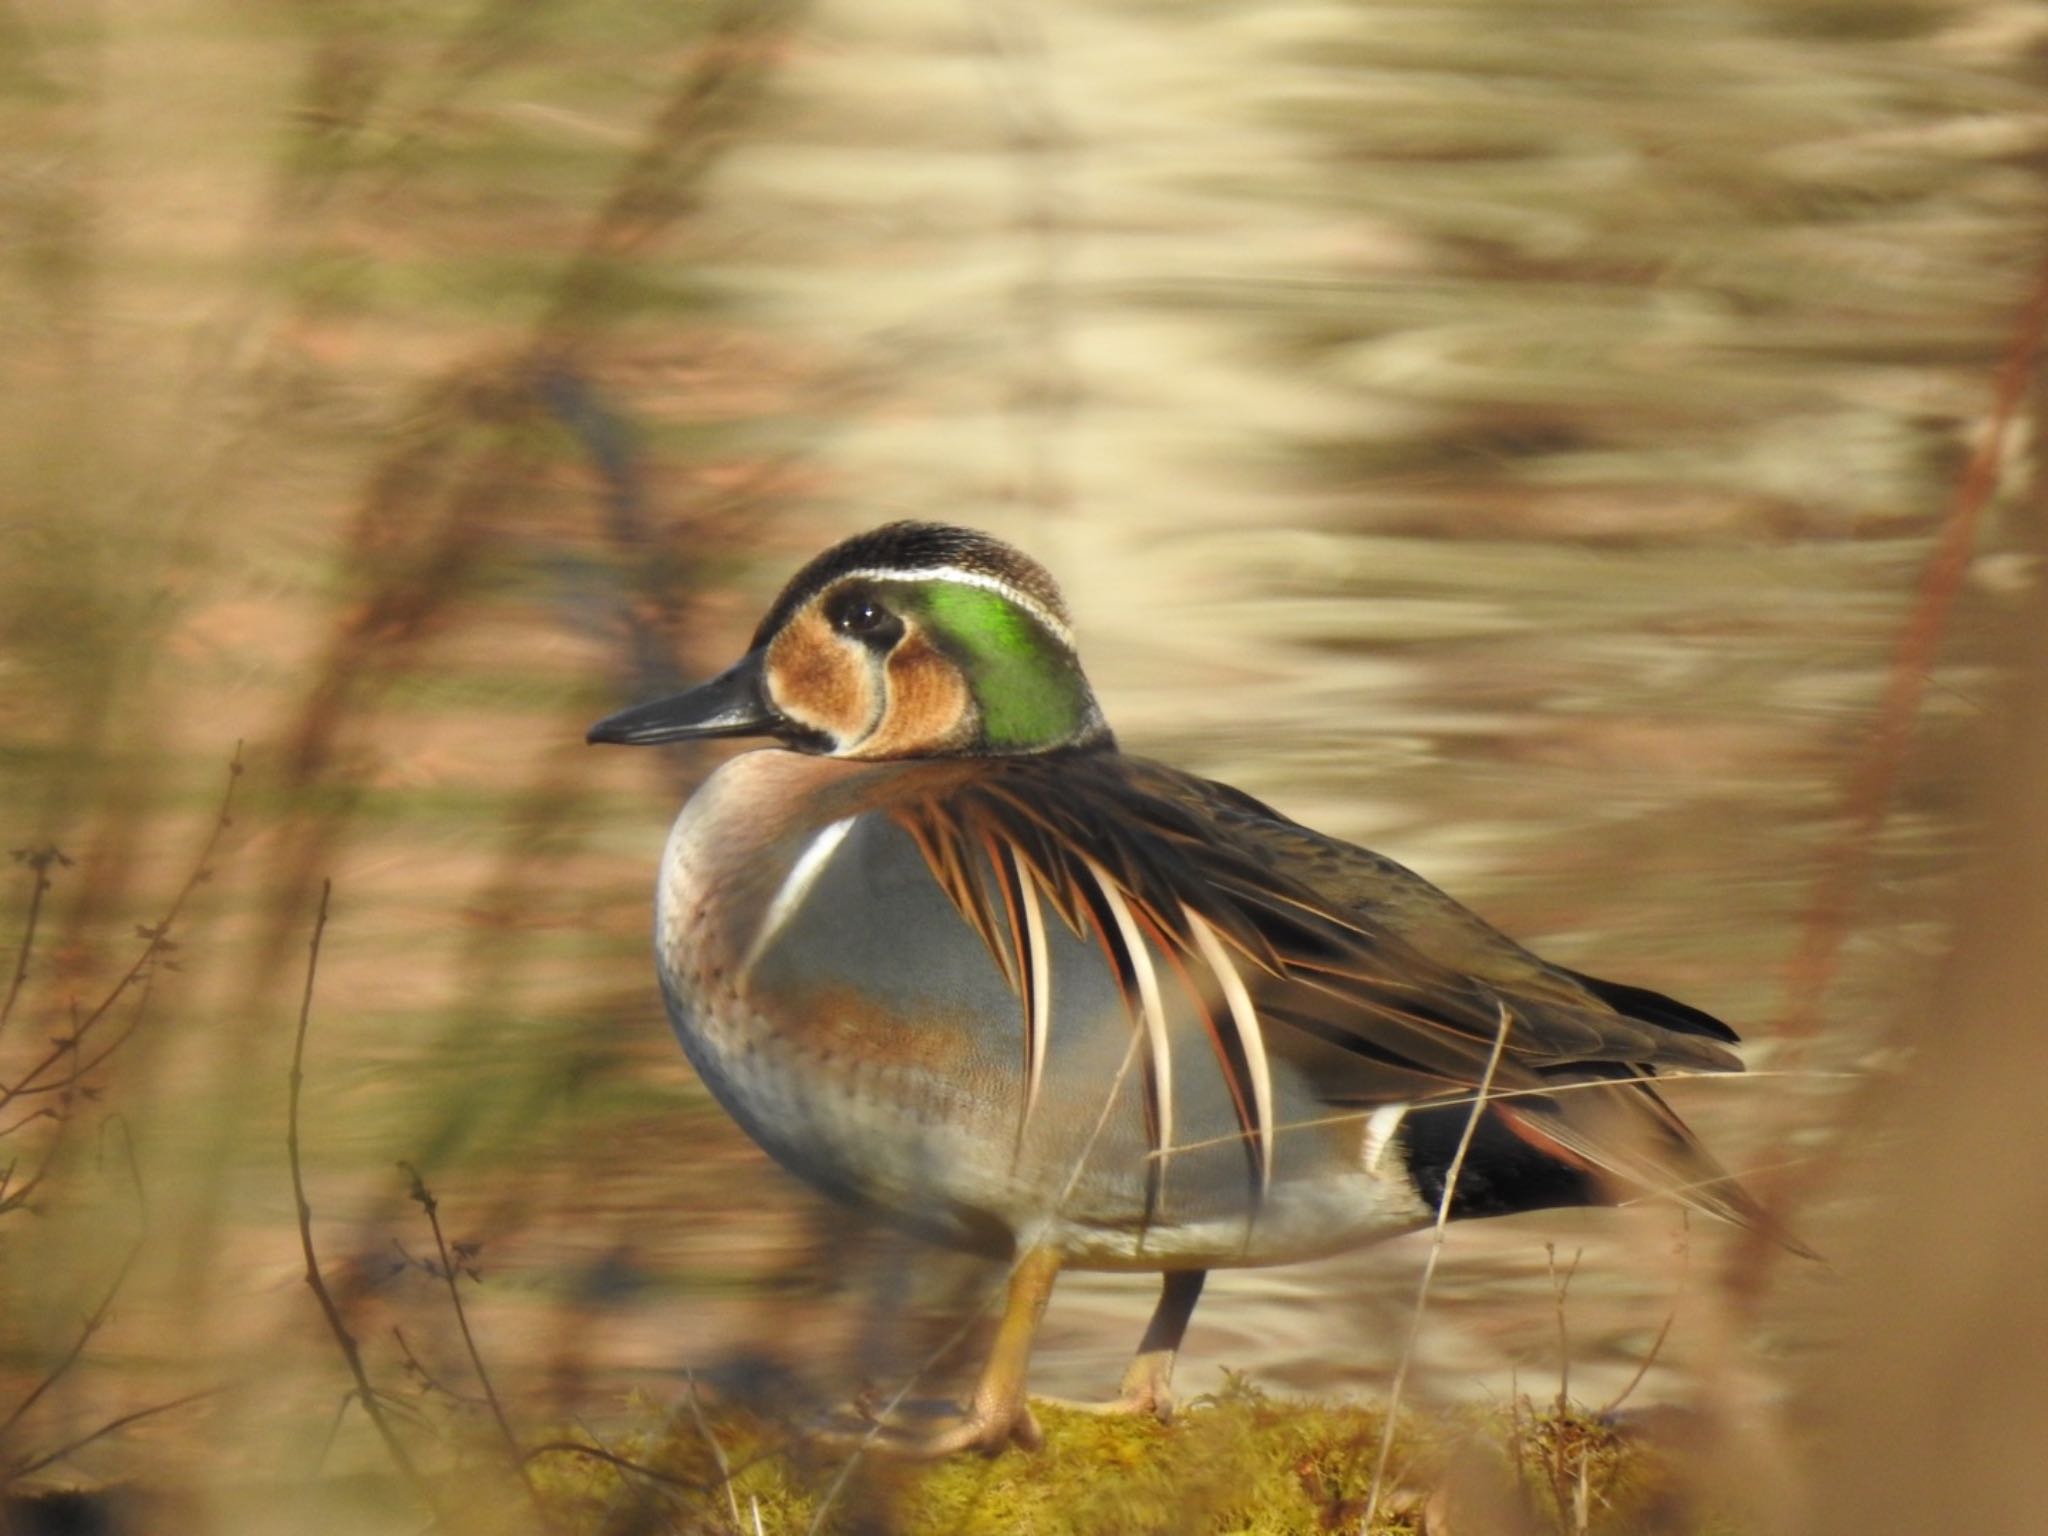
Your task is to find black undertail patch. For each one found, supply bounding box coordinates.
[1400,1098,1600,1219]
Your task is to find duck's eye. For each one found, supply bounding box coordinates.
[825,586,901,646]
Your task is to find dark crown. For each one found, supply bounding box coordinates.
[750,522,1072,649]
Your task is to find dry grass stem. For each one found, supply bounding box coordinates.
[1779,251,2048,1043]
[1360,999,1514,1534]
[806,1029,1147,1534]
[685,1368,744,1532]
[1151,1068,1861,1162]
[1598,1218,1690,1419]
[524,1438,710,1494]
[1544,1243,1581,1417]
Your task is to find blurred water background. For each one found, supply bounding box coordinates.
[2,0,2046,1529]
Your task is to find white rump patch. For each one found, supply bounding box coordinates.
[1361,1103,1411,1178]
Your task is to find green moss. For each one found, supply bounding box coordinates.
[532,1382,1738,1536]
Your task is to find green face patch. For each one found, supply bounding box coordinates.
[911,582,1099,751]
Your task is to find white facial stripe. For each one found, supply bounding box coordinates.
[743,817,856,975]
[1362,1103,1410,1178]
[832,564,1073,648]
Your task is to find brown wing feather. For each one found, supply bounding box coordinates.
[879,751,1767,1236]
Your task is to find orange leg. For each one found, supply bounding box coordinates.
[894,1244,1060,1457]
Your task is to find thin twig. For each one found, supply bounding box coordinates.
[1612,1154,1824,1208]
[0,1098,150,1455]
[801,1266,1008,1534]
[1542,1243,1586,1530]
[305,1389,446,1474]
[100,1113,150,1230]
[394,1327,487,1409]
[0,1241,140,1444]
[304,1388,445,1477]
[7,973,168,1101]
[1150,1069,1863,1160]
[1507,1365,1530,1512]
[312,1390,358,1478]
[7,991,115,1216]
[1600,1313,1675,1422]
[3,1388,221,1484]
[1779,253,2048,1038]
[0,747,243,1113]
[806,1029,1150,1536]
[1599,1215,1691,1418]
[399,1161,550,1525]
[1545,1243,1582,1416]
[524,1438,709,1492]
[0,1107,54,1143]
[1360,1000,1515,1535]
[289,881,449,1526]
[685,1369,743,1532]
[0,1051,152,1214]
[0,845,67,1045]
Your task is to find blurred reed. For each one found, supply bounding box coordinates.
[1,0,2045,1531]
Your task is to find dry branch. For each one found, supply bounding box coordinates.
[0,1245,140,1450]
[0,746,242,1117]
[524,1437,711,1494]
[288,880,450,1527]
[0,846,69,1046]
[2,1389,220,1486]
[399,1162,552,1527]
[1778,254,2048,1041]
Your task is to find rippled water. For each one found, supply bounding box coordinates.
[1,0,2043,1517]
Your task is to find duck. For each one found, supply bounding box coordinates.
[589,520,1785,1455]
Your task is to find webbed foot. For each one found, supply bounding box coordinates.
[1033,1341,1182,1423]
[814,1397,1044,1458]
[815,1246,1063,1459]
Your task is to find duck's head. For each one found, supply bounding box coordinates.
[588,522,1112,759]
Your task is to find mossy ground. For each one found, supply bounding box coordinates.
[527,1380,1735,1535]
